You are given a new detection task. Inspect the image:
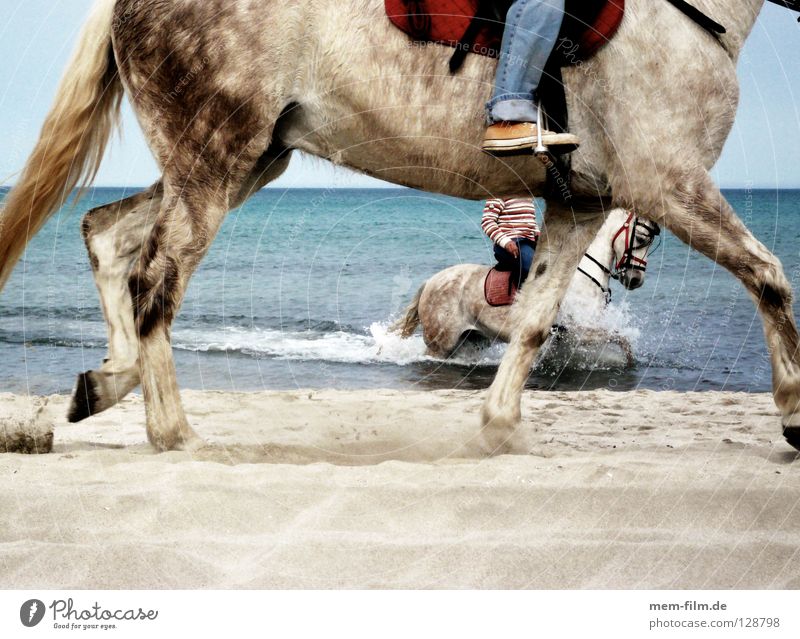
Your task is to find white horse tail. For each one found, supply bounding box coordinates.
[391,283,426,338]
[0,0,121,291]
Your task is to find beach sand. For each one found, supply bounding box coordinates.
[0,388,798,589]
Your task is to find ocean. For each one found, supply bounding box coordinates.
[0,186,798,396]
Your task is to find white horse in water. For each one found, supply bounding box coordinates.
[393,209,659,366]
[1,0,800,452]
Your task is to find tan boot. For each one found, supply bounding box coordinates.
[482,121,580,155]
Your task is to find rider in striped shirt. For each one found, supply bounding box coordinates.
[481,196,539,285]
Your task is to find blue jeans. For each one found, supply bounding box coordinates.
[485,0,565,124]
[494,238,536,285]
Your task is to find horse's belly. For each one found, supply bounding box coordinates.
[284,123,547,198]
[281,108,544,199]
[278,1,547,199]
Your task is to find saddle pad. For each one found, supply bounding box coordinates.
[580,0,626,59]
[484,267,518,307]
[385,0,625,64]
[386,1,503,57]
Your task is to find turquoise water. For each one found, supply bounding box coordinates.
[0,186,798,395]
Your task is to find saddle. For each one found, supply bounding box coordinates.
[385,1,625,71]
[484,267,518,307]
[386,0,625,145]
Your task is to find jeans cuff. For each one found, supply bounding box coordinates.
[485,95,538,125]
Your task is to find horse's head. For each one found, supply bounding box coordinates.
[610,211,660,290]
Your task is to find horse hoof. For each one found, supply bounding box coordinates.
[177,433,206,453]
[147,421,204,452]
[474,432,513,457]
[67,371,99,423]
[478,406,520,456]
[783,426,800,451]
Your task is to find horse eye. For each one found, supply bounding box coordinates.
[633,235,652,249]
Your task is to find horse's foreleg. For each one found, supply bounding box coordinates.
[647,168,800,449]
[480,202,606,453]
[617,335,635,368]
[68,184,163,422]
[130,143,280,451]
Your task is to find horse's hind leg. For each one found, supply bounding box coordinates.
[69,184,162,422]
[423,327,465,359]
[69,146,293,424]
[417,291,471,359]
[480,202,606,453]
[639,168,800,448]
[614,335,635,368]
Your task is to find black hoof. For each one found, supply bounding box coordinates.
[783,426,800,452]
[68,371,99,423]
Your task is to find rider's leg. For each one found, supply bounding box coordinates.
[482,0,578,152]
[493,242,517,271]
[486,0,564,124]
[494,239,534,287]
[517,239,536,284]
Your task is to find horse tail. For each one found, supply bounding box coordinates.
[391,283,426,338]
[0,0,121,291]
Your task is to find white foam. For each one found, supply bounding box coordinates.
[169,302,641,373]
[172,323,436,366]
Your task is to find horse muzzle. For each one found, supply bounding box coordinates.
[619,270,644,290]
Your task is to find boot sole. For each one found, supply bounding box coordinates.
[482,135,580,155]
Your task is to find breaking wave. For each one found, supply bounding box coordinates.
[0,301,644,373]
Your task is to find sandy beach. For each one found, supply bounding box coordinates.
[0,388,798,589]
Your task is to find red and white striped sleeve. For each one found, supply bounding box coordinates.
[481,198,512,248]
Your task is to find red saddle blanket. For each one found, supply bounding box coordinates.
[386,0,625,64]
[484,268,518,307]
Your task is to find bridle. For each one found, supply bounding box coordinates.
[610,211,661,276]
[576,212,661,304]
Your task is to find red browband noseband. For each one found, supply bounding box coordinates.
[611,211,660,275]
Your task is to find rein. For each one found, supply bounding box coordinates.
[577,257,613,304]
[664,0,800,46]
[767,0,800,21]
[577,245,618,305]
[663,0,726,39]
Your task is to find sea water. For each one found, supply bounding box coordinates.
[0,187,797,395]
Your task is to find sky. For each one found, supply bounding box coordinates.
[2,0,800,189]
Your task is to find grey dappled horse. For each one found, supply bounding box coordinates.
[1,0,799,452]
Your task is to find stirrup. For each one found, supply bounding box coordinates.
[534,102,579,158]
[534,101,549,161]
